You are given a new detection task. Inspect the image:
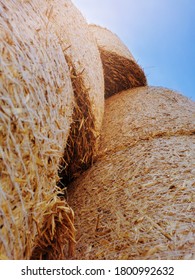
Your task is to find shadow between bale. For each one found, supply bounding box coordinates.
[58,56,97,188]
[31,56,98,259]
[30,193,75,260]
[99,48,147,98]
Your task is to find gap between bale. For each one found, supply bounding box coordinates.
[58,56,97,187]
[99,48,147,98]
[30,190,75,260]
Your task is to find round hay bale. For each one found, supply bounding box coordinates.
[90,24,135,60]
[68,86,195,260]
[0,0,75,259]
[89,24,147,98]
[36,1,104,186]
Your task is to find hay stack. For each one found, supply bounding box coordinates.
[90,24,147,98]
[0,0,104,259]
[36,1,104,185]
[68,86,195,260]
[0,0,75,260]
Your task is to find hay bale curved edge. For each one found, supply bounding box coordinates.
[89,24,147,98]
[90,24,135,60]
[68,87,195,260]
[0,0,75,259]
[100,49,147,98]
[37,1,104,186]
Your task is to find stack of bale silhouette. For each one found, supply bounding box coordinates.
[67,27,195,259]
[0,0,104,260]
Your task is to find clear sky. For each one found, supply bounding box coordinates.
[73,0,195,101]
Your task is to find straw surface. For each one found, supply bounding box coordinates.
[38,2,104,134]
[31,195,75,260]
[68,86,195,260]
[0,0,75,259]
[36,1,104,186]
[90,24,135,60]
[100,49,147,98]
[89,24,147,98]
[89,25,147,98]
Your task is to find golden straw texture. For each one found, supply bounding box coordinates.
[90,24,135,60]
[99,49,147,98]
[38,0,104,135]
[0,0,75,259]
[36,1,104,186]
[89,24,147,98]
[68,87,195,260]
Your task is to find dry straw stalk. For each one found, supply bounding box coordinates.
[58,57,98,185]
[68,86,195,260]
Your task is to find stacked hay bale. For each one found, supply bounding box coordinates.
[0,0,74,260]
[0,0,104,259]
[36,1,104,186]
[68,87,195,259]
[90,24,147,98]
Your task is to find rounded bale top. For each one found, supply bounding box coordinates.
[89,24,147,98]
[90,24,135,61]
[100,86,195,151]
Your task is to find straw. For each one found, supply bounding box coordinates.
[0,0,76,259]
[89,24,147,97]
[68,86,195,260]
[36,0,104,186]
[99,49,147,98]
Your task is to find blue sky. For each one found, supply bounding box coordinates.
[73,0,195,101]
